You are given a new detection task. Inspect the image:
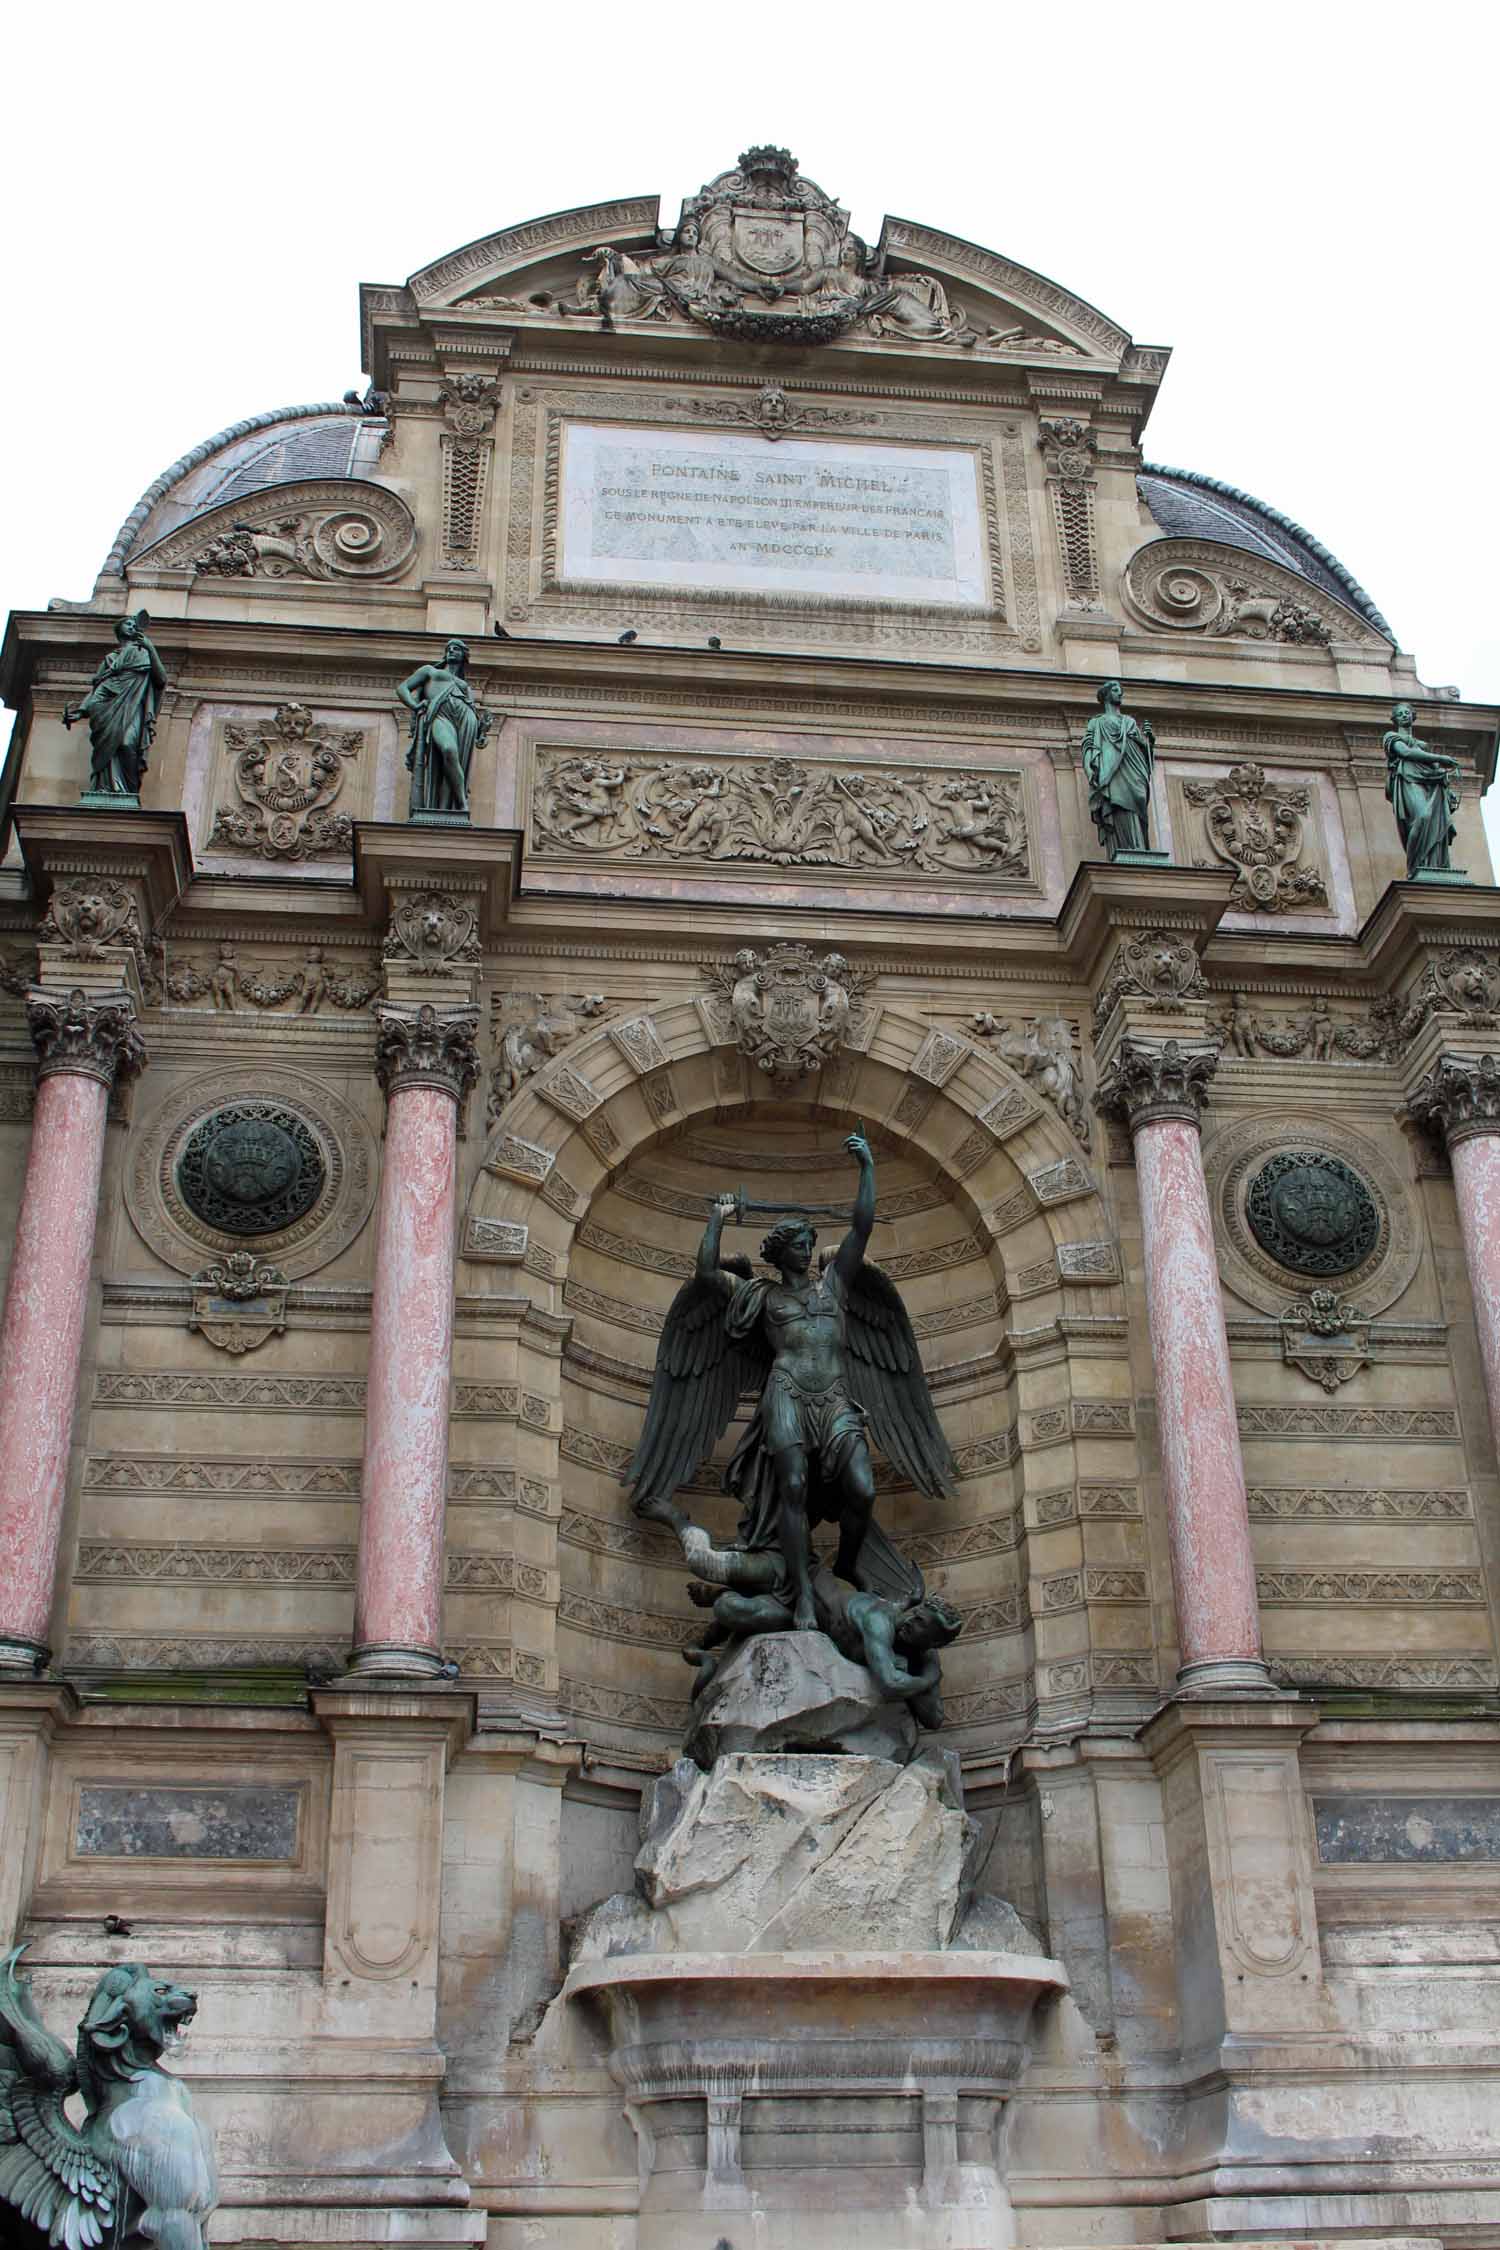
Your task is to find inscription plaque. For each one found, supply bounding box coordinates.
[76,1783,301,1862]
[559,423,987,607]
[1314,1795,1500,1864]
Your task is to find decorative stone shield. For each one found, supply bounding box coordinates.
[708,941,873,1083]
[731,208,804,276]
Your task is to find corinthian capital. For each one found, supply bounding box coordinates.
[26,986,146,1087]
[1406,1052,1500,1147]
[374,1002,480,1104]
[1094,1033,1219,1133]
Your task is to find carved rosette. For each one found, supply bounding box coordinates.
[1094,1035,1219,1132]
[1406,1053,1500,1147]
[374,1003,480,1105]
[26,987,146,1087]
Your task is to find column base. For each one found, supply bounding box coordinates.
[0,1636,50,1679]
[344,1643,447,1679]
[1176,1655,1281,1697]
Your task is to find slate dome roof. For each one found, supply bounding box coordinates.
[103,403,389,578]
[1138,463,1392,640]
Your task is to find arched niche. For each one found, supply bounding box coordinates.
[459,999,1126,1757]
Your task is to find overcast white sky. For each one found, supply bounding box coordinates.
[4,3,1495,847]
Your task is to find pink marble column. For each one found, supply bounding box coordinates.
[1410,1054,1500,1472]
[1098,1037,1271,1694]
[349,1004,479,1677]
[0,990,143,1676]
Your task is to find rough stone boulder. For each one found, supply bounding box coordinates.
[683,1629,919,1769]
[572,1748,975,1958]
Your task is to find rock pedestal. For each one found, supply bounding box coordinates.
[559,1657,1066,2248]
[684,1628,920,1767]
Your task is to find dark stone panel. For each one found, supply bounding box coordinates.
[75,1784,300,1862]
[1313,1795,1500,1865]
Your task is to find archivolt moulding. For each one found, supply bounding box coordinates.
[464,995,1117,1305]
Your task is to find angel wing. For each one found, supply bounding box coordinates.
[0,1947,119,2250]
[842,1261,957,1502]
[622,1267,769,1521]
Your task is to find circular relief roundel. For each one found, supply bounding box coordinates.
[176,1103,326,1237]
[1245,1151,1380,1278]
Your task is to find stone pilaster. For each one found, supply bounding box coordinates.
[0,990,145,1675]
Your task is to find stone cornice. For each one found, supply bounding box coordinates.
[6,611,1496,757]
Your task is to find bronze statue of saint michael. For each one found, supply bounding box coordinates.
[624,1132,957,1641]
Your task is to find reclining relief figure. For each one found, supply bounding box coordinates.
[623,1131,961,1716]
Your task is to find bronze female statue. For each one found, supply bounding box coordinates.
[1081,678,1156,859]
[63,611,165,798]
[1384,703,1461,876]
[397,638,489,818]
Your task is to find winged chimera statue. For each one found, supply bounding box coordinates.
[624,1131,964,1717]
[0,1946,216,2250]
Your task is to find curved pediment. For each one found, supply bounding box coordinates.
[130,478,418,585]
[1121,536,1391,649]
[403,147,1134,365]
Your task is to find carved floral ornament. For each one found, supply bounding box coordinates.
[529,748,1031,881]
[26,987,145,1087]
[1094,1034,1219,1131]
[134,479,418,584]
[1182,763,1328,913]
[1407,1053,1500,1146]
[208,703,363,862]
[374,1003,481,1104]
[1122,538,1385,647]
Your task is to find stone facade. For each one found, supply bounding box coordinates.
[0,146,1498,2250]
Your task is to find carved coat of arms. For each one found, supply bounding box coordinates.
[210,703,362,862]
[710,942,873,1082]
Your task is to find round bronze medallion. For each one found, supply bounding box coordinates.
[1245,1151,1379,1278]
[176,1102,325,1237]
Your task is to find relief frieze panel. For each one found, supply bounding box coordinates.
[527,742,1037,887]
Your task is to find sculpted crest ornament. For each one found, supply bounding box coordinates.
[560,147,974,347]
[710,943,873,1083]
[0,1945,216,2250]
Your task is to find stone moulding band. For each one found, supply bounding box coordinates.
[343,1642,447,1678]
[0,1634,50,1678]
